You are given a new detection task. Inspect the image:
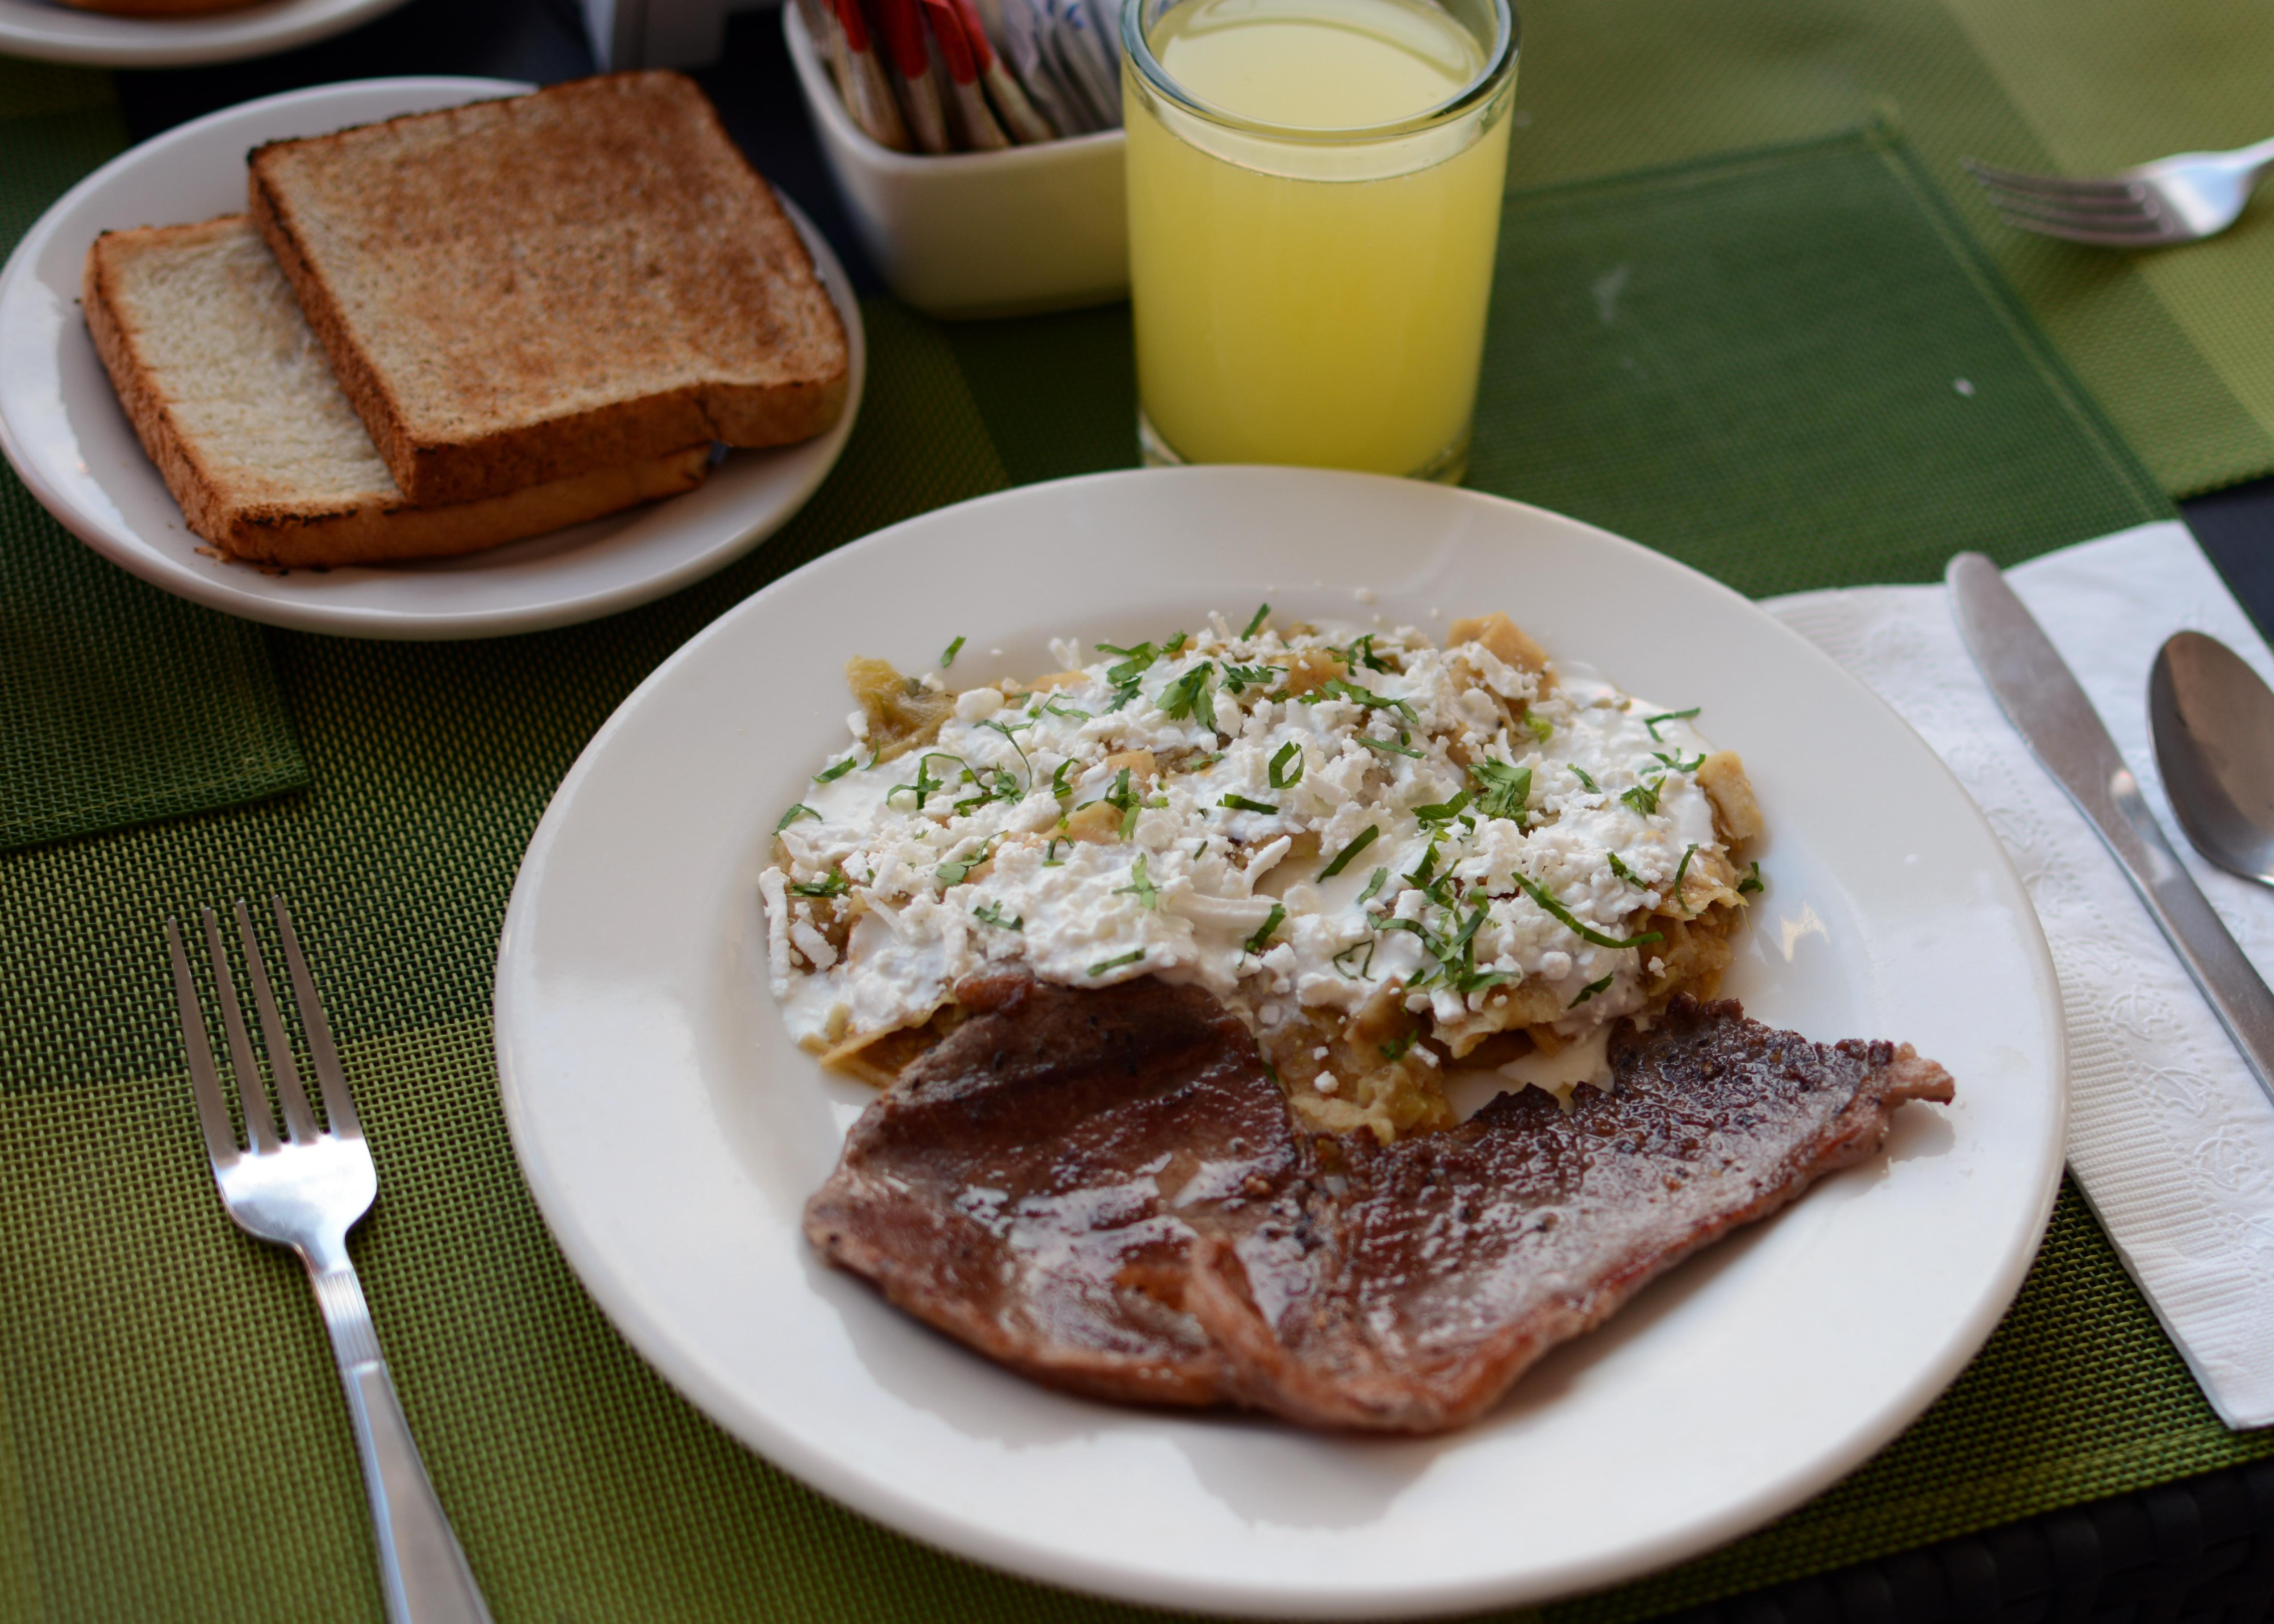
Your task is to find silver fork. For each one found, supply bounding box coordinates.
[1964,136,2274,247]
[165,899,492,1624]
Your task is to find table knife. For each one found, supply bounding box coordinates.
[1948,552,2274,1112]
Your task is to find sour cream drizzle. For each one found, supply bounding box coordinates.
[761,619,1726,1052]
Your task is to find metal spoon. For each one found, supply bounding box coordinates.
[2149,631,2274,887]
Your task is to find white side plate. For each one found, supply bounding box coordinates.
[0,77,865,640]
[0,0,409,69]
[495,467,2065,1619]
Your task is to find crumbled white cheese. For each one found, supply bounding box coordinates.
[759,619,1732,1052]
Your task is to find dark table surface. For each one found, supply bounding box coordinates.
[100,0,2274,1616]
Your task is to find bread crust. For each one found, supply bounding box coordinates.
[217,445,711,568]
[83,217,711,569]
[83,222,240,547]
[249,71,850,507]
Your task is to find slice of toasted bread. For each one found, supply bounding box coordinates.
[248,71,851,508]
[83,216,711,569]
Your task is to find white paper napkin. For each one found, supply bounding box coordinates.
[1767,520,2274,1428]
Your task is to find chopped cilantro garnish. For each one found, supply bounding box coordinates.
[1569,973,1615,1008]
[1359,733,1423,758]
[1268,741,1305,789]
[1221,663,1280,694]
[1378,1030,1418,1062]
[972,901,1023,931]
[1413,789,1473,825]
[1044,697,1092,721]
[1242,603,1271,637]
[1049,759,1076,802]
[1044,838,1067,867]
[1606,850,1646,887]
[775,803,819,833]
[1317,824,1379,879]
[789,871,848,898]
[1105,680,1143,713]
[1512,872,1665,950]
[1163,631,1189,656]
[1104,767,1141,837]
[1159,662,1218,730]
[1524,712,1555,744]
[1621,779,1662,817]
[935,838,996,886]
[1569,763,1600,793]
[1343,633,1391,672]
[889,751,969,812]
[1737,860,1765,896]
[941,635,965,668]
[1468,760,1531,821]
[1673,843,1699,904]
[1319,677,1416,720]
[1087,949,1147,977]
[1332,939,1376,979]
[1220,793,1279,815]
[1115,854,1158,910]
[1354,866,1389,906]
[1405,840,1440,887]
[813,756,857,784]
[1244,904,1287,955]
[1181,750,1226,771]
[952,767,1021,817]
[1644,707,1700,742]
[1652,749,1705,774]
[1097,641,1160,685]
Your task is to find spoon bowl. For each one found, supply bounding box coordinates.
[2149,630,2274,888]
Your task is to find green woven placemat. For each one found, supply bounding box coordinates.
[0,130,2266,1624]
[1501,0,2274,501]
[0,62,309,855]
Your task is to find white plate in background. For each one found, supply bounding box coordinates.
[494,467,2066,1619]
[0,77,864,640]
[0,0,409,69]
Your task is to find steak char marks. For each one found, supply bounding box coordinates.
[805,980,1953,1433]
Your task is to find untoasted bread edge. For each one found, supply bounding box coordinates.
[246,73,850,508]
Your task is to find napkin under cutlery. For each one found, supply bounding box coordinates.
[1769,520,2274,1428]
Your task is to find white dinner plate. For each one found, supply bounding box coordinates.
[0,0,407,69]
[494,468,2066,1619]
[0,78,865,641]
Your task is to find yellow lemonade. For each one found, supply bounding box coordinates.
[1124,0,1515,478]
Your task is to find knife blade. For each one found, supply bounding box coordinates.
[1948,551,2274,1112]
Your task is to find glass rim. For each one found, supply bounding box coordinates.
[1121,0,1519,144]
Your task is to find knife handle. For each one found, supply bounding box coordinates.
[2097,765,2274,1113]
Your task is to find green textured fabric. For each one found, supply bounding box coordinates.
[0,121,2266,1624]
[948,130,2174,595]
[1502,0,2274,499]
[0,62,309,854]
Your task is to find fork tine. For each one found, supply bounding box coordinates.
[1963,157,2143,201]
[1993,209,2185,248]
[165,918,242,1171]
[200,906,282,1154]
[271,897,362,1141]
[233,901,322,1144]
[1981,185,2159,223]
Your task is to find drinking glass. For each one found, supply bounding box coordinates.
[1122,0,1519,482]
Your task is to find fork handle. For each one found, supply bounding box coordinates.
[312,1266,494,1624]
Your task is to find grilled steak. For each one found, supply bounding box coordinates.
[805,981,1954,1432]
